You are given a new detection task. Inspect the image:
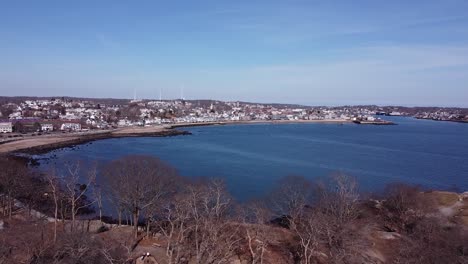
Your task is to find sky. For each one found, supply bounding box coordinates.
[1,0,468,106]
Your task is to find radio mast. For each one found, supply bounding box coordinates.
[180,85,185,100]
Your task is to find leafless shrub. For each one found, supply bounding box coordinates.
[0,238,12,264]
[0,216,56,264]
[30,232,129,264]
[270,174,364,264]
[391,217,468,264]
[380,183,435,232]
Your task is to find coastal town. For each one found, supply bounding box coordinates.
[0,97,467,136]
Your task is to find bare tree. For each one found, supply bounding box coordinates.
[102,155,178,238]
[313,174,363,262]
[92,183,104,225]
[103,171,126,226]
[241,201,272,264]
[288,209,329,264]
[157,178,241,264]
[315,173,360,224]
[270,175,324,264]
[0,158,30,218]
[44,168,61,243]
[15,171,47,217]
[62,161,97,232]
[269,174,362,264]
[270,175,313,223]
[187,178,241,264]
[158,185,193,264]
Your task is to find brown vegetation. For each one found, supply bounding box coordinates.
[0,154,467,264]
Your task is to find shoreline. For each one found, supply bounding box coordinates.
[0,127,190,155]
[415,117,468,124]
[0,119,349,155]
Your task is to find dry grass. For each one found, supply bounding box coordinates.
[460,216,468,226]
[425,191,460,207]
[458,201,468,227]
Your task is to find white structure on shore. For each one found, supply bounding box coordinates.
[0,122,13,133]
[60,123,81,131]
[41,123,54,132]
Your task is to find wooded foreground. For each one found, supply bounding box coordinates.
[0,155,467,264]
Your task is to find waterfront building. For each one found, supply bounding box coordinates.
[118,119,132,127]
[60,122,81,131]
[41,123,54,132]
[0,122,13,133]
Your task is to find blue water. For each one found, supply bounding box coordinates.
[35,117,468,200]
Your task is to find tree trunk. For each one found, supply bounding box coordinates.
[1,195,5,216]
[99,206,102,224]
[71,201,76,233]
[146,218,150,238]
[8,196,13,219]
[53,198,58,243]
[133,208,139,239]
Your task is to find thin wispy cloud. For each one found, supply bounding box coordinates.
[95,34,121,49]
[179,44,468,105]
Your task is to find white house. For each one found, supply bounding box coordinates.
[117,119,132,127]
[41,123,54,132]
[86,118,97,126]
[0,122,13,133]
[60,123,81,131]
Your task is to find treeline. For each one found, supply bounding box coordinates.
[0,155,467,264]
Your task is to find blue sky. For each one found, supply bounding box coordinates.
[1,0,468,106]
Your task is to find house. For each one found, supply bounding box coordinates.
[60,123,81,131]
[86,118,97,126]
[41,123,54,132]
[118,119,134,127]
[0,122,13,133]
